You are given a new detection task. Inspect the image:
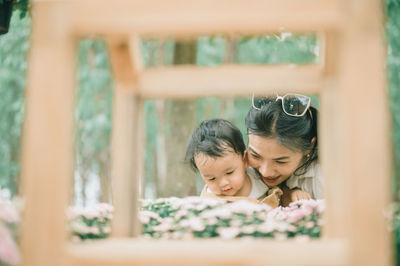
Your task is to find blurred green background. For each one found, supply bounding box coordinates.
[0,1,399,260]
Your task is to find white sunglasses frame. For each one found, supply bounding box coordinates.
[251,93,311,117]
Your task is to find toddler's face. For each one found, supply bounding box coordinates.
[195,149,248,197]
[246,135,305,187]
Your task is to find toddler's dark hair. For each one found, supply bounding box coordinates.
[185,118,246,172]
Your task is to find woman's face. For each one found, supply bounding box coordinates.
[246,135,306,187]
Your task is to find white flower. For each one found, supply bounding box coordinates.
[217,227,240,239]
[102,226,111,234]
[241,225,255,234]
[0,200,20,223]
[188,217,206,232]
[139,210,161,223]
[83,209,98,220]
[90,226,100,235]
[175,210,188,220]
[305,221,315,229]
[195,203,207,211]
[153,223,172,232]
[229,219,242,227]
[316,200,325,214]
[257,221,275,234]
[206,217,218,226]
[201,208,232,220]
[179,219,190,228]
[171,231,184,239]
[70,220,90,234]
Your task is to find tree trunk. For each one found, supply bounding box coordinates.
[156,40,197,197]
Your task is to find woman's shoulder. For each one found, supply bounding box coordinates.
[286,161,322,187]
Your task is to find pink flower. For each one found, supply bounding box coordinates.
[0,223,20,265]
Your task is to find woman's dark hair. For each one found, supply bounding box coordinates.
[245,96,318,175]
[185,118,246,172]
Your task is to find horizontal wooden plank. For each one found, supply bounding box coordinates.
[67,238,349,266]
[138,65,323,98]
[43,0,345,35]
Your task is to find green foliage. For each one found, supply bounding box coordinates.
[12,0,29,18]
[236,33,317,64]
[0,10,29,195]
[386,0,400,200]
[196,36,225,66]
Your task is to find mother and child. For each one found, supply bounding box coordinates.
[185,93,322,207]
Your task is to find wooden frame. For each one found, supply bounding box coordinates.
[20,0,391,265]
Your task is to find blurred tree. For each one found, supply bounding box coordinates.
[0,10,29,196]
[386,0,400,201]
[74,39,113,206]
[159,41,198,197]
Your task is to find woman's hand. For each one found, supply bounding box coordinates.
[290,189,311,202]
[279,184,311,206]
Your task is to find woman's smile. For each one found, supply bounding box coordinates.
[262,176,281,185]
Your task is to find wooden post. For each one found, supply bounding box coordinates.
[109,39,142,237]
[20,2,74,266]
[335,1,392,265]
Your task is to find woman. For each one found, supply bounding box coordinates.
[245,93,322,205]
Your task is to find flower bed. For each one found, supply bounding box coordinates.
[67,198,324,241]
[67,203,114,241]
[140,197,324,240]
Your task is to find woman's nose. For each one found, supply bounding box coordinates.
[258,163,276,178]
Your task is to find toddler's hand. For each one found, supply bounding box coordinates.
[290,189,311,202]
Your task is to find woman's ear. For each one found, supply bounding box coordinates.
[243,150,249,168]
[310,137,316,149]
[305,137,317,156]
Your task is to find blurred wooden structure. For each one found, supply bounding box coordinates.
[20,0,391,265]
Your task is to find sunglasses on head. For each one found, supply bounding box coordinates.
[252,93,311,117]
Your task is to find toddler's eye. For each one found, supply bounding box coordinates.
[208,177,216,181]
[226,171,234,175]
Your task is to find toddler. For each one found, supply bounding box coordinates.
[185,119,269,199]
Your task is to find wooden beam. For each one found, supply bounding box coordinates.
[20,2,74,266]
[67,0,344,36]
[67,238,349,266]
[137,65,323,99]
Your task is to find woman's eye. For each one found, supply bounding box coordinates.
[276,161,288,165]
[226,171,234,175]
[250,153,261,159]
